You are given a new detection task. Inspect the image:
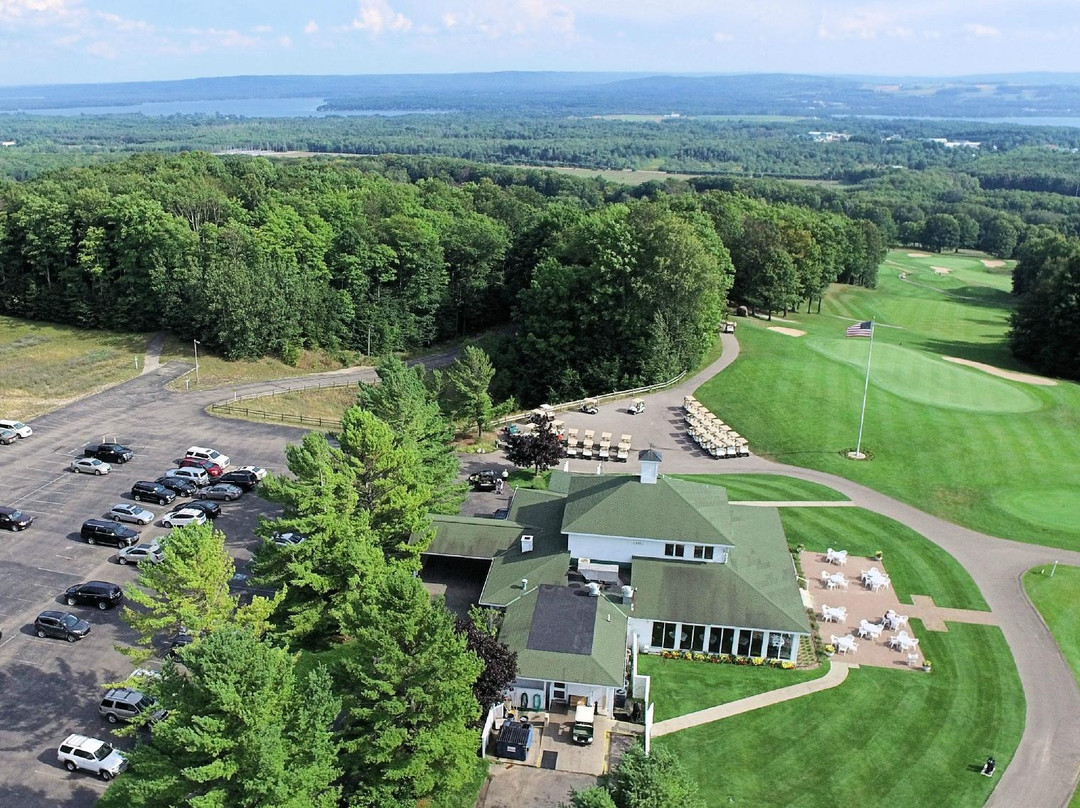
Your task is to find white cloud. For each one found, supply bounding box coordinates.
[964,22,1000,37]
[350,0,412,35]
[0,0,76,23]
[253,24,272,33]
[442,11,457,28]
[304,19,319,34]
[278,35,293,48]
[712,31,733,43]
[85,38,116,58]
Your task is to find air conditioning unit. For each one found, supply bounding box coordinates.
[521,534,534,553]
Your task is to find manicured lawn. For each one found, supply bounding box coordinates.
[696,250,1080,551]
[676,473,849,502]
[1023,564,1080,687]
[657,621,1024,807]
[159,334,356,390]
[212,386,357,426]
[0,315,151,419]
[637,655,829,722]
[781,507,988,611]
[506,469,551,490]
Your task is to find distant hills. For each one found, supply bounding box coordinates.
[2,72,1080,118]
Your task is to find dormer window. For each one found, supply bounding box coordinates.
[664,543,685,558]
[693,545,715,560]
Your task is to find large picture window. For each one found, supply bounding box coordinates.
[683,624,707,651]
[651,621,678,650]
[748,630,765,658]
[708,626,735,655]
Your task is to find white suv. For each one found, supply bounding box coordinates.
[0,419,32,438]
[185,446,230,469]
[57,734,127,780]
[165,467,210,486]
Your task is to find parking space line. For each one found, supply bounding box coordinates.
[34,566,81,577]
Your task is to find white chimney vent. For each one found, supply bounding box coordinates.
[521,577,528,590]
[521,534,534,553]
[621,585,634,604]
[587,582,601,597]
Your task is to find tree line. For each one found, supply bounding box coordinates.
[0,152,884,405]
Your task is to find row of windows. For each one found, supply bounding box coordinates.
[650,621,796,659]
[664,543,715,560]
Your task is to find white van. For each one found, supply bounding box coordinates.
[0,419,32,438]
[164,467,210,486]
[185,446,230,469]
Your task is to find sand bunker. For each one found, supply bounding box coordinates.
[932,266,952,275]
[981,259,1006,268]
[768,326,806,337]
[942,356,1057,386]
[907,252,931,257]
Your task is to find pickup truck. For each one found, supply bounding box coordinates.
[571,703,595,745]
[84,443,134,464]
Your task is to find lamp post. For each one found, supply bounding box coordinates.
[193,339,200,385]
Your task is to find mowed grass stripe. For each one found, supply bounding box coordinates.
[698,251,1080,550]
[779,507,988,611]
[656,621,1023,808]
[673,473,850,502]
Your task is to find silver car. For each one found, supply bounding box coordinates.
[0,428,17,445]
[108,503,156,525]
[70,457,111,475]
[117,542,163,565]
[196,483,243,502]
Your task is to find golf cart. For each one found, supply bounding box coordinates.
[721,320,736,334]
[580,398,599,415]
[468,469,498,491]
[531,404,556,423]
[571,703,595,745]
[628,398,645,415]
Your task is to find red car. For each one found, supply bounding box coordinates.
[179,457,223,478]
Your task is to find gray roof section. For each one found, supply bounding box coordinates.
[423,515,528,559]
[638,449,663,462]
[526,586,597,655]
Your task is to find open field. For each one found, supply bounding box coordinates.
[637,655,829,723]
[697,250,1080,551]
[656,621,1023,807]
[1023,564,1080,687]
[515,164,703,185]
[677,473,850,502]
[0,316,150,419]
[158,335,355,390]
[216,386,357,423]
[780,507,989,610]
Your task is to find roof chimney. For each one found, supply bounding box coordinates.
[638,448,662,484]
[521,534,534,553]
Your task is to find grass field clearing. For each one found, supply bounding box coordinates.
[0,316,150,419]
[657,621,1023,807]
[697,250,1080,551]
[637,655,829,722]
[675,473,850,502]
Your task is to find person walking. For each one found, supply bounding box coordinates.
[496,477,504,495]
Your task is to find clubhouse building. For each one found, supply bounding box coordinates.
[421,451,810,716]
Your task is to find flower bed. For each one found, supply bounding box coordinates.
[656,649,795,670]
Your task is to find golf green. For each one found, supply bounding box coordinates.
[806,339,1041,413]
[1002,488,1080,532]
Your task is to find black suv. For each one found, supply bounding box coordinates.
[181,500,220,519]
[130,481,176,506]
[216,470,260,492]
[80,519,138,547]
[84,443,134,464]
[65,581,124,611]
[155,475,197,497]
[0,506,34,531]
[35,610,90,642]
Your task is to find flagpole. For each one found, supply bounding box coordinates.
[854,322,874,457]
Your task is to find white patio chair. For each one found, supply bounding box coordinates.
[907,653,921,667]
[834,550,848,566]
[832,574,849,589]
[899,637,919,653]
[826,547,836,563]
[821,605,835,623]
[832,606,847,622]
[889,631,911,650]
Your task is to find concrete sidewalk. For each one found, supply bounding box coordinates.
[651,661,853,737]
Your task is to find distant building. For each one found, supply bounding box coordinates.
[807,131,851,143]
[928,137,981,149]
[0,140,15,147]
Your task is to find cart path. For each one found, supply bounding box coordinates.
[140,331,168,374]
[650,661,853,737]
[730,500,857,508]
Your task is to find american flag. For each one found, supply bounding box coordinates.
[845,321,873,337]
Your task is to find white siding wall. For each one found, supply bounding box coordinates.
[569,532,730,564]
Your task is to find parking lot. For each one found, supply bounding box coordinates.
[0,364,306,807]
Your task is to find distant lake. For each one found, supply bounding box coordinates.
[0,97,446,118]
[846,114,1080,129]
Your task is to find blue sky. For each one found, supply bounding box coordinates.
[0,0,1077,86]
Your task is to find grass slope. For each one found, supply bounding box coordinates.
[0,315,150,419]
[1023,564,1080,688]
[657,621,1024,808]
[636,655,828,722]
[675,473,849,502]
[780,507,988,611]
[697,250,1080,551]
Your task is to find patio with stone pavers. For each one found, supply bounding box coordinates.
[801,550,962,670]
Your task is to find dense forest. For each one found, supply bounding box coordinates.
[0,152,885,402]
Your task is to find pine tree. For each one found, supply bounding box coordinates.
[446,344,496,439]
[98,628,342,808]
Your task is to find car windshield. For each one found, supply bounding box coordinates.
[135,697,154,711]
[7,510,22,519]
[13,422,25,430]
[92,743,115,761]
[90,459,102,465]
[61,614,79,627]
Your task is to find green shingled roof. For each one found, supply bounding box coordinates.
[561,474,734,545]
[479,489,570,607]
[499,585,628,688]
[424,516,528,559]
[631,506,810,634]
